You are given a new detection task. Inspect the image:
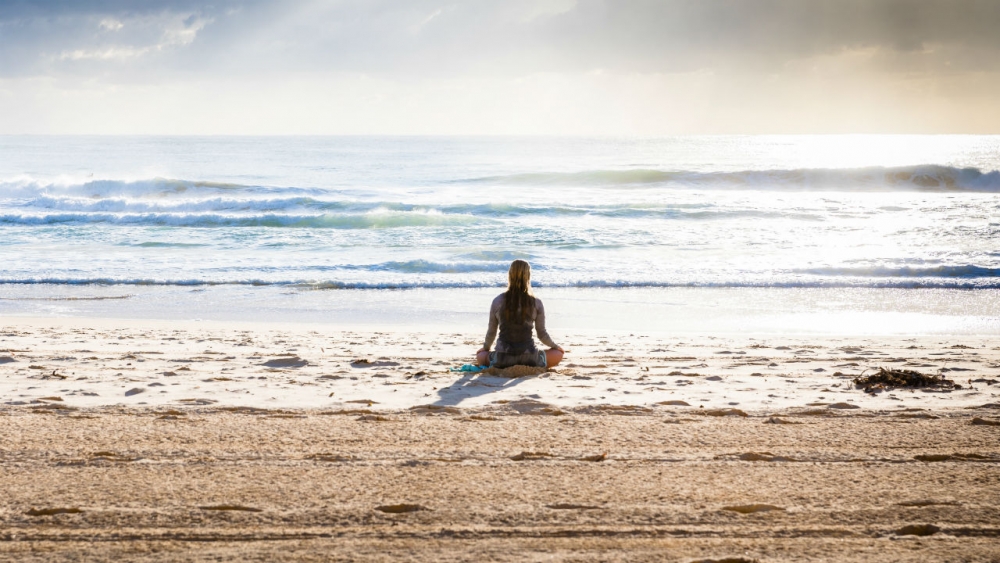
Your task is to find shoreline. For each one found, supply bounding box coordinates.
[2,285,1000,337]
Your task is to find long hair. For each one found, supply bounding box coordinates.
[503,260,535,323]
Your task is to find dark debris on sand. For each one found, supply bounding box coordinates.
[854,367,960,393]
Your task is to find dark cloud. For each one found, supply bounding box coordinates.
[2,0,1000,79]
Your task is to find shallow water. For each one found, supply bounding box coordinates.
[1,285,997,336]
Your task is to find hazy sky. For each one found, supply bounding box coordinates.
[2,0,999,134]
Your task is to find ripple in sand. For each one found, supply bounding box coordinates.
[971,417,1000,426]
[350,359,399,368]
[199,505,262,512]
[90,451,138,462]
[702,408,748,417]
[573,405,652,415]
[26,507,82,516]
[722,504,784,514]
[506,399,565,416]
[897,500,960,507]
[306,453,355,462]
[763,417,800,424]
[737,452,796,462]
[375,504,426,513]
[895,524,940,536]
[546,503,600,510]
[177,398,216,405]
[410,404,461,415]
[914,453,991,462]
[510,451,555,461]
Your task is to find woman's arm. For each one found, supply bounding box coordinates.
[482,295,502,351]
[534,298,560,349]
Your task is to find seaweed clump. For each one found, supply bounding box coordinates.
[854,367,960,393]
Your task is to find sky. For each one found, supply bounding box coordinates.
[2,0,999,135]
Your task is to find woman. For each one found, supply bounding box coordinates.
[476,260,564,368]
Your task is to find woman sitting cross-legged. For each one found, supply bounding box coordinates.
[476,260,564,369]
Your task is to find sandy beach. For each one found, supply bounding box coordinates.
[7,2,1000,560]
[2,317,998,561]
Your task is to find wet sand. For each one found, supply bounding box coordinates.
[2,318,999,561]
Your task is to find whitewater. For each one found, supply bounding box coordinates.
[1,135,998,334]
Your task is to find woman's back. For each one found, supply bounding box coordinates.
[497,293,535,352]
[490,294,551,351]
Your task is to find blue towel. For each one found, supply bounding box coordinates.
[450,364,486,373]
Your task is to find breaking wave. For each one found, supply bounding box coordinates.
[3,276,999,290]
[0,212,481,229]
[468,165,1000,191]
[797,265,1000,278]
[0,177,318,199]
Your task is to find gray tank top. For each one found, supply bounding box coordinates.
[483,293,558,354]
[498,305,537,354]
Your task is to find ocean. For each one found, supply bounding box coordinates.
[1,135,998,335]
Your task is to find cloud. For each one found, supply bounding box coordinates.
[99,18,124,31]
[237,0,1000,75]
[1,0,999,133]
[5,0,1000,78]
[0,1,228,76]
[59,46,146,61]
[48,12,211,65]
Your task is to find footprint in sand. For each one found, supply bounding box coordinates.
[827,402,860,409]
[261,356,309,368]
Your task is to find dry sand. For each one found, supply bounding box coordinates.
[2,317,999,561]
